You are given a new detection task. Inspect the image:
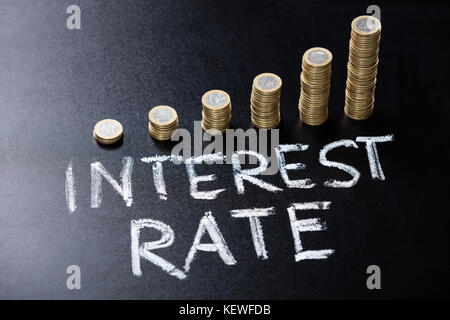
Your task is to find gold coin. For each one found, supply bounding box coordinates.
[149,105,178,125]
[253,73,282,93]
[93,119,123,145]
[302,47,333,68]
[351,15,381,36]
[202,90,231,111]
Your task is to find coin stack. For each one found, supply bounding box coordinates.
[250,73,282,129]
[148,105,179,140]
[93,119,123,145]
[298,47,332,125]
[201,90,232,134]
[345,15,381,120]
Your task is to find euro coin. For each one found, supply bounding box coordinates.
[93,119,123,145]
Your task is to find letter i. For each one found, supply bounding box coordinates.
[65,161,77,214]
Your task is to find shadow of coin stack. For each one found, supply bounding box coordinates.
[201,90,232,134]
[299,47,333,125]
[250,73,282,129]
[148,105,179,140]
[345,15,381,120]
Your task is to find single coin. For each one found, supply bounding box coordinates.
[303,47,333,67]
[202,90,230,110]
[253,73,282,92]
[93,119,123,145]
[149,105,177,125]
[351,15,381,35]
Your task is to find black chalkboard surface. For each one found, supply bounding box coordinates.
[0,0,449,299]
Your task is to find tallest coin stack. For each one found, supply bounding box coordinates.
[345,15,381,120]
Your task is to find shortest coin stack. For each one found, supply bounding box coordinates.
[299,47,333,126]
[93,119,123,145]
[201,90,232,134]
[250,73,282,129]
[148,105,178,141]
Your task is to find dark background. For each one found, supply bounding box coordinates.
[0,0,449,299]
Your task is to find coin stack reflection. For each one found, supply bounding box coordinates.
[299,47,332,125]
[345,15,381,120]
[250,73,282,129]
[148,105,179,141]
[201,90,232,134]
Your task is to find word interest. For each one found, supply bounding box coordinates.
[66,134,393,208]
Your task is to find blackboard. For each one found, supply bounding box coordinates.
[0,0,449,299]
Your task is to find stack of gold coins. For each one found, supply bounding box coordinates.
[93,119,123,145]
[201,90,232,134]
[250,73,282,129]
[345,15,381,120]
[298,47,332,125]
[148,105,178,140]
